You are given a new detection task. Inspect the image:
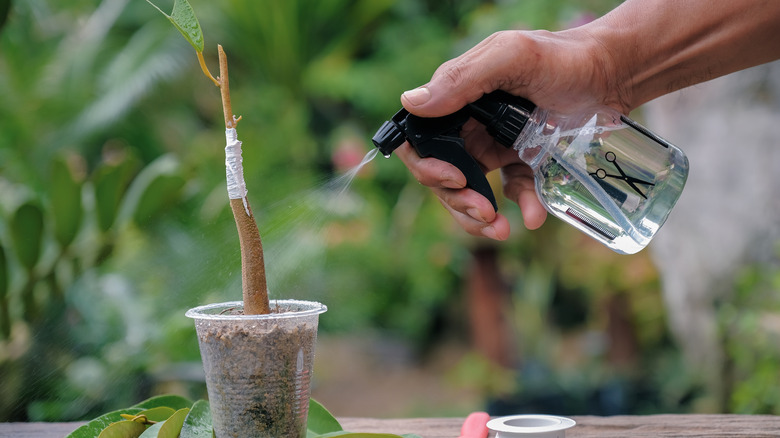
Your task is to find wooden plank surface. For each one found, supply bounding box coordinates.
[2,414,779,437]
[341,415,780,437]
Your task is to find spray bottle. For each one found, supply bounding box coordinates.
[372,90,689,254]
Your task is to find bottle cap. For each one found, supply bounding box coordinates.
[468,90,536,148]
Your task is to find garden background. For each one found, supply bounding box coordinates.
[1,0,779,422]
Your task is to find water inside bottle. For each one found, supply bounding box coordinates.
[528,114,688,254]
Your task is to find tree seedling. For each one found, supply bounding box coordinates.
[146,0,269,314]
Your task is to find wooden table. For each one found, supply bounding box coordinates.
[2,414,779,437]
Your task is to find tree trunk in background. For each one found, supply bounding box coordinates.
[466,245,517,368]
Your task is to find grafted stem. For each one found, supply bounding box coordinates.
[216,45,269,315]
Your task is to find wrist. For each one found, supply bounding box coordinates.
[566,19,637,114]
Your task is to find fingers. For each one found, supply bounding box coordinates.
[439,199,511,241]
[395,143,510,240]
[396,142,548,237]
[501,163,548,230]
[394,142,466,189]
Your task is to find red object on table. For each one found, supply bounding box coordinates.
[458,411,490,438]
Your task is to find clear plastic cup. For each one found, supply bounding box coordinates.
[186,300,327,438]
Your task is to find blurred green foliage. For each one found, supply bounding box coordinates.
[0,0,777,423]
[720,261,780,414]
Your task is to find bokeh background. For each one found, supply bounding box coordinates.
[1,0,779,422]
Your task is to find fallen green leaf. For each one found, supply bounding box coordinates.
[132,406,177,423]
[158,408,190,437]
[66,408,143,438]
[145,0,204,52]
[77,396,422,438]
[132,394,193,411]
[96,420,147,438]
[307,398,344,437]
[180,400,212,438]
[137,421,163,438]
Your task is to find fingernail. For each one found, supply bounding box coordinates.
[402,87,431,106]
[467,208,485,222]
[481,225,498,239]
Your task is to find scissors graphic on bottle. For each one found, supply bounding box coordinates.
[591,151,655,199]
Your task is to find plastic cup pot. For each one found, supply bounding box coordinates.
[186,300,327,438]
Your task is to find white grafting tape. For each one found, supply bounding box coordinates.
[486,415,575,438]
[225,127,250,215]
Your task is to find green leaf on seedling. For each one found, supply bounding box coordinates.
[181,400,212,438]
[96,420,147,438]
[145,0,204,52]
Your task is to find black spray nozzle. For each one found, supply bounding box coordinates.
[371,90,536,212]
[372,109,409,157]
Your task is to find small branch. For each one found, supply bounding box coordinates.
[217,45,269,315]
[197,51,220,87]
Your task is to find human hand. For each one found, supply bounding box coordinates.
[395,29,620,240]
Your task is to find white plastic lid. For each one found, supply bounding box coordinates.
[486,414,576,438]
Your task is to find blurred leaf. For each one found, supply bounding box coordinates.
[118,154,185,226]
[97,420,147,438]
[50,154,85,248]
[0,243,6,299]
[0,0,10,33]
[0,243,8,339]
[145,0,204,52]
[66,408,143,438]
[93,152,141,232]
[10,201,44,271]
[67,23,189,147]
[180,400,211,438]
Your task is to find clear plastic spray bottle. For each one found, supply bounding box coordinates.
[373,90,689,254]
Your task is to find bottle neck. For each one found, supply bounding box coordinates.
[513,108,549,169]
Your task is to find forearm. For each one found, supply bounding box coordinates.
[583,0,780,111]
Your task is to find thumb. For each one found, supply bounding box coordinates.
[400,32,517,117]
[400,61,492,118]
